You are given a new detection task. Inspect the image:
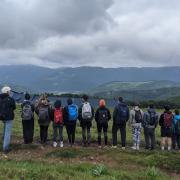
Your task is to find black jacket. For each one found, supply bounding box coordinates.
[95,107,111,124]
[113,102,129,125]
[21,100,35,119]
[0,93,16,120]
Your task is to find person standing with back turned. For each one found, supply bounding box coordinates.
[78,95,94,147]
[0,86,16,153]
[112,97,129,149]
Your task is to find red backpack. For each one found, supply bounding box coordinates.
[54,108,63,124]
[164,112,173,128]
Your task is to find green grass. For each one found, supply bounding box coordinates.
[0,105,179,179]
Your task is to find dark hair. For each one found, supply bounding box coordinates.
[54,100,61,108]
[164,105,170,111]
[67,98,73,105]
[134,102,140,107]
[25,93,31,100]
[174,109,179,115]
[118,97,123,102]
[149,104,154,109]
[82,94,88,101]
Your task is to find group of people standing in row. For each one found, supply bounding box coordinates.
[0,86,180,153]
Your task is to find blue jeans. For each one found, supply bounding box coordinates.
[3,120,13,152]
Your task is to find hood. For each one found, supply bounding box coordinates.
[174,115,180,120]
[0,93,9,99]
[148,108,156,114]
[134,106,140,111]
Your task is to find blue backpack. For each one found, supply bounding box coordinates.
[68,104,78,121]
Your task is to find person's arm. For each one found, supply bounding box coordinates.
[63,106,69,124]
[11,98,16,110]
[113,106,118,123]
[91,106,94,121]
[126,107,130,122]
[142,113,147,128]
[78,106,82,122]
[129,110,133,126]
[155,113,159,128]
[107,108,111,121]
[159,114,164,127]
[95,109,99,122]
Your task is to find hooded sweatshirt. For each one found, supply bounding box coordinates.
[129,106,144,127]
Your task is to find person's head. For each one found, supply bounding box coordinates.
[1,86,11,95]
[82,94,88,102]
[25,93,31,100]
[99,99,106,107]
[67,98,73,105]
[174,109,179,115]
[164,105,171,111]
[149,104,154,109]
[134,102,140,107]
[39,94,49,105]
[118,97,123,103]
[54,99,61,108]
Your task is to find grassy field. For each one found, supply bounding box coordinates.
[0,105,179,180]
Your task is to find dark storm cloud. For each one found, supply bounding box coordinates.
[0,0,179,67]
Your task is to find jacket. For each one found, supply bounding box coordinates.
[0,93,16,121]
[172,115,180,133]
[95,106,111,124]
[143,108,158,129]
[113,102,129,125]
[129,106,144,127]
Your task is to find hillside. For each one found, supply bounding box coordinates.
[0,65,180,93]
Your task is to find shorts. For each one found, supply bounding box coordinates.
[161,127,172,137]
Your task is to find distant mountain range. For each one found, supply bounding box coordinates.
[0,65,180,93]
[1,65,180,101]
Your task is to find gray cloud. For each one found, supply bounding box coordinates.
[0,0,180,67]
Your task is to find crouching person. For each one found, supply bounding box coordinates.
[21,93,35,144]
[95,99,111,148]
[143,104,158,150]
[35,95,51,144]
[64,98,78,147]
[0,86,16,153]
[129,103,144,150]
[52,100,64,148]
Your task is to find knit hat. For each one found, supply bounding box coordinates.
[1,86,11,94]
[99,99,106,107]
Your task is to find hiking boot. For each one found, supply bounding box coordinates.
[60,141,64,148]
[122,147,126,150]
[53,141,57,148]
[131,146,136,150]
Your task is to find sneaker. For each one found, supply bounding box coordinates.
[53,141,57,148]
[60,141,64,148]
[98,145,102,148]
[131,146,136,150]
[136,145,140,151]
[112,145,117,149]
[168,146,171,151]
[161,146,165,151]
[122,147,126,150]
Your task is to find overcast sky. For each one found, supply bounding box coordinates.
[0,0,179,68]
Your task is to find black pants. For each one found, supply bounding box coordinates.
[40,125,49,143]
[22,119,34,144]
[172,133,180,150]
[112,124,126,147]
[66,123,76,145]
[144,128,155,149]
[97,123,108,145]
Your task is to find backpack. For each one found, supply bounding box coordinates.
[148,112,156,126]
[38,106,50,124]
[54,108,63,124]
[164,113,173,128]
[175,120,180,134]
[98,109,108,124]
[135,110,143,123]
[116,104,129,124]
[0,97,8,120]
[82,102,92,120]
[68,104,78,121]
[22,103,33,120]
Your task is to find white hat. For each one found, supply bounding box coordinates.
[1,86,11,94]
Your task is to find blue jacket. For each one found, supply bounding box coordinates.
[173,115,180,132]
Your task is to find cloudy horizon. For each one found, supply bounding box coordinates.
[0,0,179,68]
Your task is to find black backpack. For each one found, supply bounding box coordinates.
[22,103,33,120]
[98,109,108,124]
[0,96,8,120]
[135,110,143,123]
[148,112,156,126]
[116,105,129,124]
[38,106,49,124]
[175,120,180,135]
